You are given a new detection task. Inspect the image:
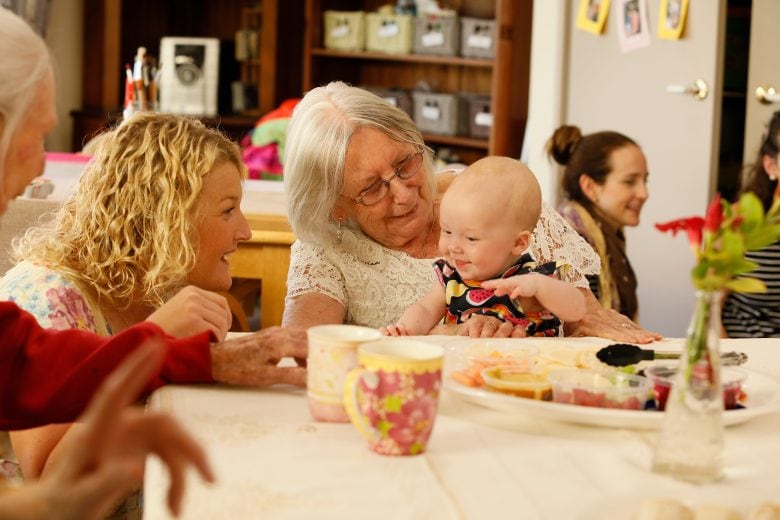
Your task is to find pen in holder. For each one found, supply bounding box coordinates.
[124,46,161,119]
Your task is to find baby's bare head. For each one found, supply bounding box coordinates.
[447,156,542,232]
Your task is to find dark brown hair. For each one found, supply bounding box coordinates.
[547,125,638,209]
[739,110,780,211]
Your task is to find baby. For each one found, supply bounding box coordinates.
[383,156,585,337]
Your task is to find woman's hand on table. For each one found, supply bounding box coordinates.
[430,315,527,338]
[147,286,232,341]
[0,340,215,520]
[211,326,308,387]
[564,289,661,344]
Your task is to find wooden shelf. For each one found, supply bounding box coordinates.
[423,134,489,149]
[70,108,258,150]
[73,0,303,152]
[310,48,494,68]
[303,0,532,163]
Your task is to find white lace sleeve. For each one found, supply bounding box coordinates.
[531,202,601,288]
[286,240,347,305]
[286,228,435,328]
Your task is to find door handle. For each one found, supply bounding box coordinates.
[755,85,780,105]
[665,79,709,101]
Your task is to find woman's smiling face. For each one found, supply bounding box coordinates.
[334,128,433,250]
[591,144,649,228]
[188,162,252,291]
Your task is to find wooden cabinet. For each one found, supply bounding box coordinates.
[72,0,302,150]
[303,0,532,163]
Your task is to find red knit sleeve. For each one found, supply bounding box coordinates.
[0,302,214,430]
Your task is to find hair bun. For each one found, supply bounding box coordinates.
[547,125,583,166]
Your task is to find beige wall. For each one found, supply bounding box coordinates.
[44,0,83,152]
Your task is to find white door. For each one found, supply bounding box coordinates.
[742,0,780,164]
[564,0,726,336]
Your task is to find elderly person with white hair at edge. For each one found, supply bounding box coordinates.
[0,7,306,518]
[282,81,661,342]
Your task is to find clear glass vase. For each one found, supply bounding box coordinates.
[651,290,724,483]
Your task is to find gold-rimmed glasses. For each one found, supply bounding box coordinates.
[339,149,425,206]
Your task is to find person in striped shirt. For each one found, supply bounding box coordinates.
[722,111,780,337]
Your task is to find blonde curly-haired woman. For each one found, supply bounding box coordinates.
[0,112,252,516]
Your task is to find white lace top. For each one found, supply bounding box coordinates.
[286,202,600,328]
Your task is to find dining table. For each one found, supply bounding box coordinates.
[143,336,780,519]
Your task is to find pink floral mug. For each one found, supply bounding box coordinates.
[343,339,443,456]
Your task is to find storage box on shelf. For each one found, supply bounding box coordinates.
[363,85,413,117]
[466,94,492,139]
[324,10,366,51]
[365,12,413,54]
[413,14,459,57]
[460,17,496,59]
[303,0,531,164]
[412,91,468,137]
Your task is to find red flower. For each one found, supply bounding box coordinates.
[655,217,705,248]
[704,193,723,232]
[656,192,780,293]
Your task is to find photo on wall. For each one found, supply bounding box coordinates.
[658,0,688,40]
[615,0,650,53]
[576,0,611,35]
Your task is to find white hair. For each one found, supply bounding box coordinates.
[0,8,52,184]
[284,81,435,245]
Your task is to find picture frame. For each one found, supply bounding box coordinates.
[576,0,610,36]
[615,0,650,53]
[658,0,689,40]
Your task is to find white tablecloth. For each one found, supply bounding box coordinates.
[143,337,780,519]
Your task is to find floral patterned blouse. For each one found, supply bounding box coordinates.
[0,261,109,335]
[0,262,144,517]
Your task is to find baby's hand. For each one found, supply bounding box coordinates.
[381,324,410,336]
[482,274,541,299]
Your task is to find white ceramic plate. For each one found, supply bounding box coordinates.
[443,340,780,429]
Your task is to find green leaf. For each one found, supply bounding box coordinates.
[728,258,759,275]
[767,196,780,222]
[738,192,765,230]
[744,225,780,251]
[691,262,709,280]
[725,277,767,294]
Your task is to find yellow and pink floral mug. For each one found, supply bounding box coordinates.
[343,339,443,456]
[306,324,382,423]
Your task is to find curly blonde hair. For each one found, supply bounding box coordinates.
[14,112,246,309]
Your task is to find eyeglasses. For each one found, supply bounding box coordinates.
[340,149,425,206]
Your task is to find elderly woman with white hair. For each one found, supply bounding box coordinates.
[283,81,661,341]
[0,7,305,518]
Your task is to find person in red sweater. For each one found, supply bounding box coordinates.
[0,6,306,518]
[0,340,215,519]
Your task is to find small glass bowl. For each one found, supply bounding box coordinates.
[548,369,650,410]
[645,365,747,411]
[447,339,538,389]
[480,366,552,400]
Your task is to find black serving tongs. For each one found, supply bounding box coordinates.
[596,343,748,367]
